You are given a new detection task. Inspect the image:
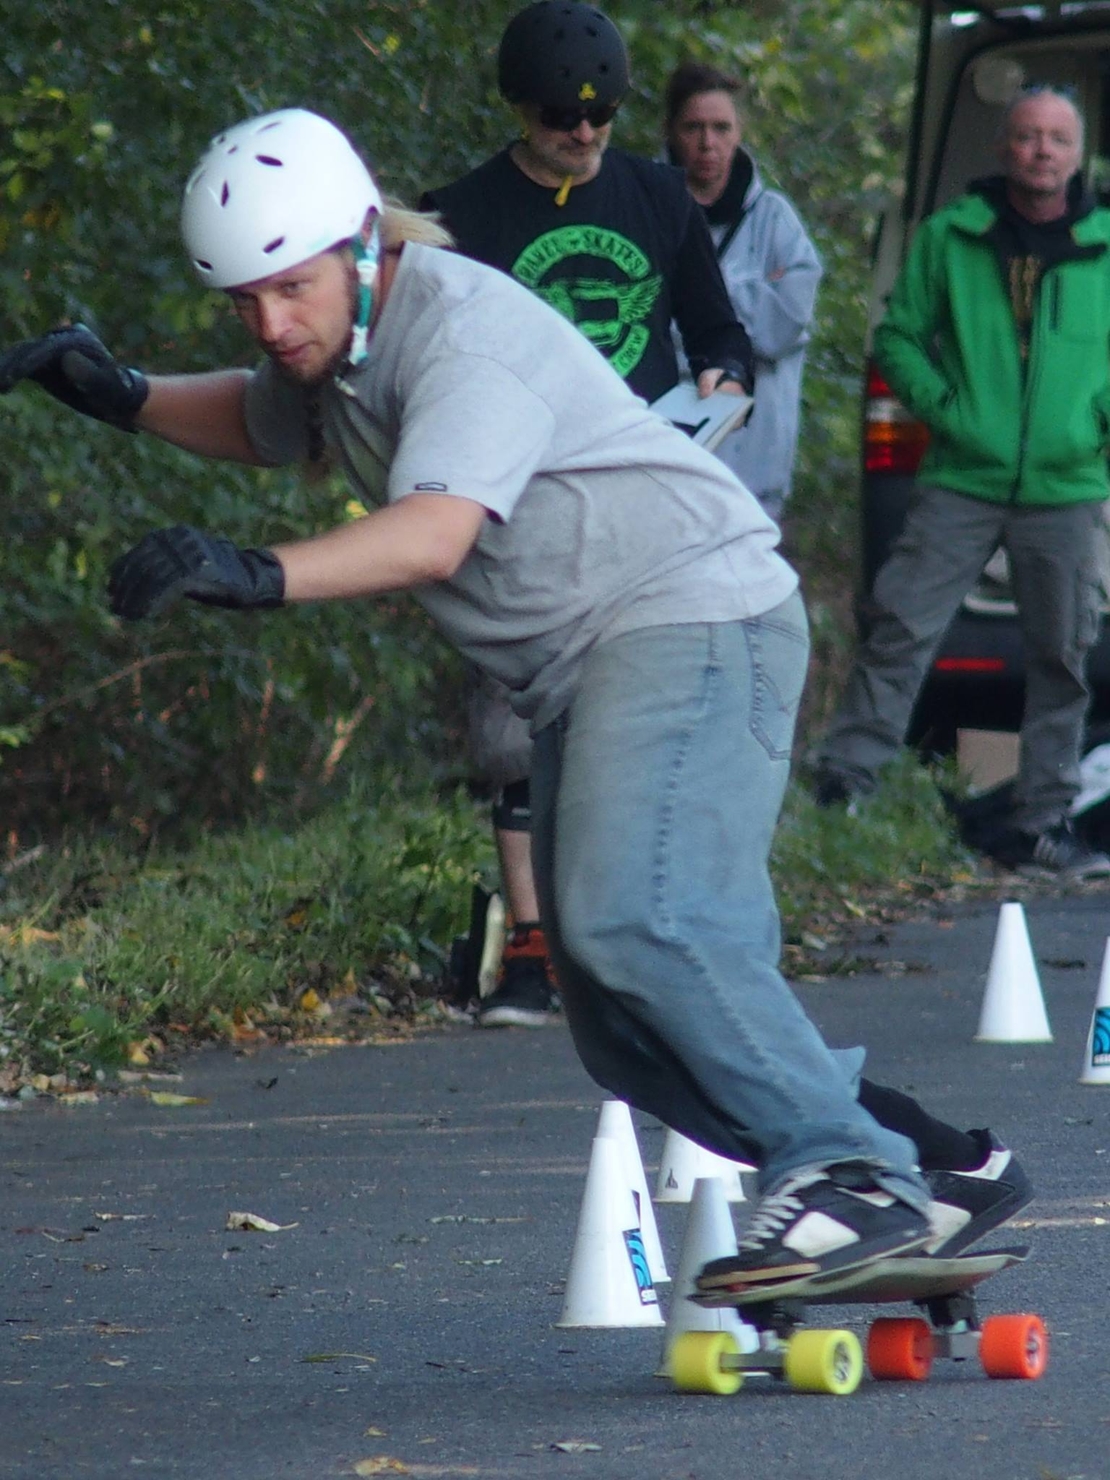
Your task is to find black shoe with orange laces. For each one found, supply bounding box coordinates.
[476,923,561,1028]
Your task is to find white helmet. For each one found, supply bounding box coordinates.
[181,108,382,289]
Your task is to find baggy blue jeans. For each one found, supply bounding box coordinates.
[529,594,927,1205]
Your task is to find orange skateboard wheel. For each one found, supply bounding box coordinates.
[979,1314,1048,1379]
[866,1317,934,1381]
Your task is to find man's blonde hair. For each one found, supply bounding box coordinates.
[380,202,454,250]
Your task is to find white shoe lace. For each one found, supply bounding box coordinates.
[737,1170,826,1251]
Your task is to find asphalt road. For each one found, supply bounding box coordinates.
[2,892,1108,1480]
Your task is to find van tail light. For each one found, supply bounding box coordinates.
[864,363,930,474]
[933,657,1006,674]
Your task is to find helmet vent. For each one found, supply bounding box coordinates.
[255,155,283,167]
[196,258,213,271]
[220,182,230,206]
[262,236,286,255]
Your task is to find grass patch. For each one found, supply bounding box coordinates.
[0,780,494,1092]
[775,752,973,928]
[0,755,983,1094]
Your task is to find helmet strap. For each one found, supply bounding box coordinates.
[347,216,381,368]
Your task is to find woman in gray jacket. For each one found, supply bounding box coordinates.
[666,61,822,523]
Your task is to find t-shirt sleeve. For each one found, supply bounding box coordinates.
[671,201,755,389]
[387,348,557,522]
[243,360,314,465]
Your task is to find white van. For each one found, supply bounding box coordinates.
[861,1,1110,753]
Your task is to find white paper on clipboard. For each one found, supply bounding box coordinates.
[650,382,753,452]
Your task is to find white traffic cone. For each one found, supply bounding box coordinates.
[658,1176,758,1376]
[556,1134,665,1328]
[596,1100,669,1283]
[654,1126,749,1204]
[975,901,1053,1043]
[1080,937,1110,1085]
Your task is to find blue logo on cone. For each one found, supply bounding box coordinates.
[623,1228,658,1305]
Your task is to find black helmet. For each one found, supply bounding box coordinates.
[498,2,630,110]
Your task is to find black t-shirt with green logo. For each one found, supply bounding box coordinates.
[422,146,753,403]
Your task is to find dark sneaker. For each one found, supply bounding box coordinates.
[811,766,857,808]
[810,765,874,813]
[695,1162,931,1290]
[1018,820,1110,881]
[476,925,560,1029]
[923,1130,1033,1257]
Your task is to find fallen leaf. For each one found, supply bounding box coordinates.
[127,1042,150,1067]
[353,1459,410,1476]
[148,1092,208,1107]
[0,924,60,945]
[551,1440,602,1454]
[301,1352,378,1364]
[225,1212,299,1233]
[58,1091,100,1107]
[32,1073,68,1093]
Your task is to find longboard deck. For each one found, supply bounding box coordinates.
[693,1246,1029,1309]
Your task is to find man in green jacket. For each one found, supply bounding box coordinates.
[814,86,1110,879]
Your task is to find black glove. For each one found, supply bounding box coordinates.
[108,525,286,621]
[0,323,149,431]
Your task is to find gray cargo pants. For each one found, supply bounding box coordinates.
[817,485,1105,832]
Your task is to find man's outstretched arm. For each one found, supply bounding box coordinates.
[108,493,489,621]
[0,323,268,465]
[137,371,269,464]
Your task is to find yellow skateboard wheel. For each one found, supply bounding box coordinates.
[784,1329,863,1395]
[669,1330,744,1395]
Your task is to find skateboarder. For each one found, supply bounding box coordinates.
[0,109,1031,1288]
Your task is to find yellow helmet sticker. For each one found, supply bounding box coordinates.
[578,82,597,101]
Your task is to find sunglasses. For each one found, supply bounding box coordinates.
[538,101,620,132]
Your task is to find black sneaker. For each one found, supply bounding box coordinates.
[476,926,560,1029]
[923,1130,1033,1257]
[810,765,875,813]
[694,1162,931,1290]
[811,766,857,808]
[1019,820,1110,881]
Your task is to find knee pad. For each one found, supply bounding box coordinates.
[492,777,532,831]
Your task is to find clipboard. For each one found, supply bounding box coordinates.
[651,381,753,452]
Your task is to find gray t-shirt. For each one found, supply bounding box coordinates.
[245,244,797,729]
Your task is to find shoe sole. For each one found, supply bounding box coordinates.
[476,1007,560,1028]
[696,1226,932,1292]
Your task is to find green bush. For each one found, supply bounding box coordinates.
[1,3,916,840]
